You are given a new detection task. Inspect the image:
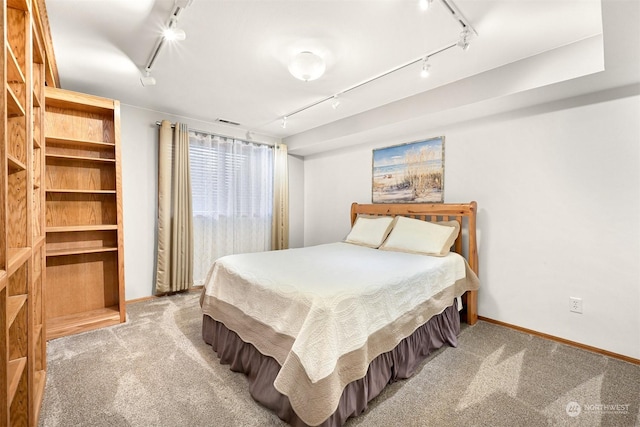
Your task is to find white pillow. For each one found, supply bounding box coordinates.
[379,216,459,256]
[344,215,395,248]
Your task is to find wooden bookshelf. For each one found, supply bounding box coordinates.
[44,87,125,341]
[2,0,55,423]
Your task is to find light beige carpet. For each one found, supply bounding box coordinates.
[39,292,640,427]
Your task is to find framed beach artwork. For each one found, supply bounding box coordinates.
[372,136,444,203]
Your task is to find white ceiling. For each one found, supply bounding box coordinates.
[46,0,605,152]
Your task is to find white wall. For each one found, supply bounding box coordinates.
[120,104,304,300]
[303,88,640,359]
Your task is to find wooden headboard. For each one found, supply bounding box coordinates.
[350,201,478,325]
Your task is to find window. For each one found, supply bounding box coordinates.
[189,132,273,285]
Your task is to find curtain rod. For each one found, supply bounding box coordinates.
[155,121,274,147]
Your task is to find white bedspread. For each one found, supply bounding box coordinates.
[201,241,481,424]
[202,242,466,383]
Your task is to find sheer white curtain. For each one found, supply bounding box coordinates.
[189,131,274,285]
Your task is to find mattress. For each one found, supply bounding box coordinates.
[200,242,479,425]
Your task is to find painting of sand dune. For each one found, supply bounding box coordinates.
[372,136,444,203]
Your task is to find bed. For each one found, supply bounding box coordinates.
[200,202,480,426]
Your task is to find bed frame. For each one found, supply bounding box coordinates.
[350,201,478,325]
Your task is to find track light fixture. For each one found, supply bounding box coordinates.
[140,70,156,86]
[457,28,471,51]
[331,95,341,110]
[141,0,192,85]
[163,21,186,41]
[419,0,433,11]
[420,57,431,78]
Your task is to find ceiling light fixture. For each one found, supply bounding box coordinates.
[420,57,431,78]
[288,51,326,82]
[281,116,287,129]
[419,0,433,11]
[141,0,192,83]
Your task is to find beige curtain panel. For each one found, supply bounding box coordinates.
[156,120,194,294]
[271,143,289,250]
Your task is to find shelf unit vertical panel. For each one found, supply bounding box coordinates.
[30,3,49,423]
[113,102,125,323]
[0,282,8,426]
[0,1,8,281]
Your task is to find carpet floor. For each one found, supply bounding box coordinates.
[38,292,640,427]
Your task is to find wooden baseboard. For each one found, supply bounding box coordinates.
[125,295,159,305]
[478,316,640,365]
[126,287,203,305]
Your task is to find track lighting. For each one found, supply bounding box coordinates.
[141,0,192,83]
[163,26,186,41]
[278,0,476,128]
[419,0,433,11]
[140,70,156,86]
[164,15,187,41]
[457,28,471,51]
[331,95,340,110]
[420,57,431,78]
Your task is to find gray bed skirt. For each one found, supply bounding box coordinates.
[202,301,460,426]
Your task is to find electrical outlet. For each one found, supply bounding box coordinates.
[570,297,583,314]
